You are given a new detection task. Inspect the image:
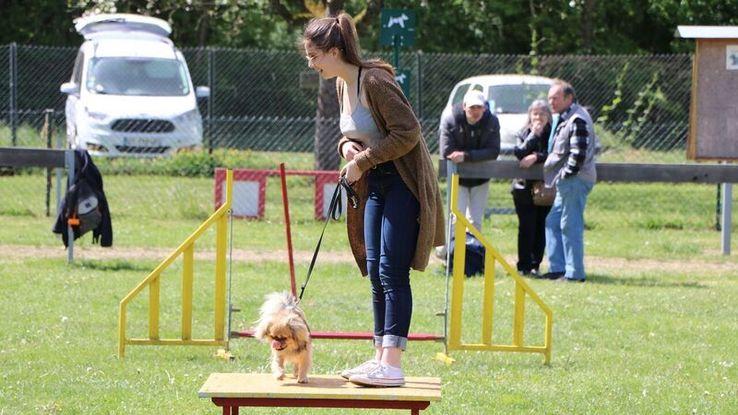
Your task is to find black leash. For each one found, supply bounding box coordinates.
[298,177,359,301]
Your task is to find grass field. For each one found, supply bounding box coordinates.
[1,151,737,413]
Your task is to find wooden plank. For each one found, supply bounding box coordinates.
[198,373,441,402]
[0,147,66,168]
[439,160,738,183]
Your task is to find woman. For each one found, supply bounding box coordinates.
[303,13,444,387]
[511,99,553,277]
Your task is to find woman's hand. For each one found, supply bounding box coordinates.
[340,159,362,184]
[519,153,537,169]
[531,121,545,137]
[341,141,364,161]
[448,151,465,163]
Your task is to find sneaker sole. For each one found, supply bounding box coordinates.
[348,378,404,387]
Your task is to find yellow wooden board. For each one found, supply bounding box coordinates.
[198,373,441,402]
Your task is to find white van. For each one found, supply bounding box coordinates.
[60,14,209,156]
[441,74,554,154]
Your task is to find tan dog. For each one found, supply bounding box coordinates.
[253,292,312,383]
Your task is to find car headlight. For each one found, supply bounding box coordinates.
[178,109,200,121]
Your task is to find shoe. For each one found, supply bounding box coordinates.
[553,275,585,283]
[530,269,540,278]
[340,359,379,380]
[541,271,565,280]
[517,269,532,277]
[349,363,405,387]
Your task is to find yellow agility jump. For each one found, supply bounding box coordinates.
[117,169,551,364]
[117,170,233,358]
[438,173,553,364]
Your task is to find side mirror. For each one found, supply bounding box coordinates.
[60,82,80,96]
[195,86,210,99]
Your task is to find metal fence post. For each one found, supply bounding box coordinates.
[55,114,63,216]
[207,47,215,153]
[9,42,17,146]
[416,50,422,119]
[45,109,53,217]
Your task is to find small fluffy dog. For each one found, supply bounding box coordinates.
[253,292,312,383]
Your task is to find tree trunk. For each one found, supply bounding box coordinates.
[581,0,595,53]
[313,0,344,171]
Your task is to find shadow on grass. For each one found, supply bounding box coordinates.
[427,265,707,289]
[585,273,707,289]
[73,259,153,272]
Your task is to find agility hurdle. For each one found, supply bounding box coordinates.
[214,168,342,219]
[119,166,551,364]
[440,173,554,364]
[117,170,233,358]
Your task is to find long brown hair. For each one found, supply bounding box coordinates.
[303,12,394,75]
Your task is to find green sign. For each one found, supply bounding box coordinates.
[380,9,416,47]
[394,70,411,98]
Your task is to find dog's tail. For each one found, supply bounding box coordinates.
[256,291,300,323]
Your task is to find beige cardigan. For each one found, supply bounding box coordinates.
[337,67,445,275]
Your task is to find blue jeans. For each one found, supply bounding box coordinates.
[545,175,594,281]
[364,166,419,351]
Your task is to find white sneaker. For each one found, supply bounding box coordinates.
[340,359,379,380]
[349,363,405,387]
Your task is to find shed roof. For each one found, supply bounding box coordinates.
[676,26,738,39]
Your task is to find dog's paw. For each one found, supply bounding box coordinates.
[273,371,285,380]
[297,376,308,383]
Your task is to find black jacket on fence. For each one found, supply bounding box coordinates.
[52,149,113,247]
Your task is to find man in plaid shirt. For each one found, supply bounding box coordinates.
[541,80,597,282]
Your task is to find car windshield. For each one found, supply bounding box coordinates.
[489,84,550,114]
[86,57,190,96]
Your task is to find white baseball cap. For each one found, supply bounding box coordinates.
[463,90,486,107]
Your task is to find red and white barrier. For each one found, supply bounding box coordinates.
[214,168,341,220]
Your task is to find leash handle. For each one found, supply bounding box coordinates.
[298,178,358,301]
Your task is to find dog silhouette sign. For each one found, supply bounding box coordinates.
[380,9,416,47]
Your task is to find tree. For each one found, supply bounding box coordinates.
[266,0,384,170]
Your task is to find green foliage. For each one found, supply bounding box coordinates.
[3,1,735,54]
[91,149,314,177]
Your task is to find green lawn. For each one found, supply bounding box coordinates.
[0,254,735,414]
[1,158,737,413]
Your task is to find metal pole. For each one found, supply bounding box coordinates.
[65,150,75,264]
[721,183,732,255]
[207,47,214,154]
[393,35,400,70]
[9,42,17,146]
[45,109,53,217]
[55,116,63,215]
[415,50,422,119]
[442,160,457,356]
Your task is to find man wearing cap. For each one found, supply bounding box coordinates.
[439,89,501,240]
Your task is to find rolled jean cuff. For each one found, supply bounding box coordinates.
[381,335,408,351]
[373,336,383,348]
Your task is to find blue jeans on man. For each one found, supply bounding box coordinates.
[545,175,593,281]
[364,164,420,350]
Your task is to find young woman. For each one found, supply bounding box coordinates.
[511,99,553,276]
[303,13,444,387]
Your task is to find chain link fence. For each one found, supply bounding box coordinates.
[0,43,734,255]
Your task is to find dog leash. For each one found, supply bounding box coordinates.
[298,177,359,302]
